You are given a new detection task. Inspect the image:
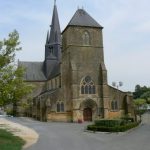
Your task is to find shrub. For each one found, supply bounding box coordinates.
[5,108,13,116]
[94,119,123,127]
[87,122,140,132]
[121,117,134,123]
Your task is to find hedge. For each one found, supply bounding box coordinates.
[94,119,123,127]
[87,122,140,132]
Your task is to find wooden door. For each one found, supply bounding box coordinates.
[83,108,92,121]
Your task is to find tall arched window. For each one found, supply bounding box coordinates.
[81,76,96,94]
[82,31,90,45]
[57,103,60,112]
[60,102,64,112]
[57,102,64,112]
[111,100,118,111]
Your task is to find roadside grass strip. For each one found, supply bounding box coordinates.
[0,129,25,150]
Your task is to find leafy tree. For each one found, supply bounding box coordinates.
[0,30,21,68]
[133,84,150,100]
[140,91,150,104]
[134,99,146,108]
[0,30,33,115]
[134,99,147,121]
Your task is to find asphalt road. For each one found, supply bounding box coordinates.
[8,113,150,150]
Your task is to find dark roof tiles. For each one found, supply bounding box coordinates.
[18,61,46,81]
[68,9,103,28]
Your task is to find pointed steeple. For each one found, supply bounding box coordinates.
[49,2,61,44]
[46,30,49,44]
[44,1,61,79]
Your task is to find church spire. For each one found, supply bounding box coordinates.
[49,1,61,44]
[44,1,61,78]
[46,30,49,44]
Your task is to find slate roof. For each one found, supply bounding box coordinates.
[18,61,46,81]
[67,9,103,28]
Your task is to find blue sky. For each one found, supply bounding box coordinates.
[0,0,150,91]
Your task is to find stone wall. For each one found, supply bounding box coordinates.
[47,112,72,122]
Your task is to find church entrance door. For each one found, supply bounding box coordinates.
[83,108,92,121]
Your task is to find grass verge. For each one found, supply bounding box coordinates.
[0,129,25,150]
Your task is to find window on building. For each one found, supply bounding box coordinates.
[111,100,118,111]
[57,103,60,112]
[49,46,54,54]
[80,76,96,94]
[56,102,64,112]
[55,78,57,88]
[60,102,64,112]
[82,31,90,45]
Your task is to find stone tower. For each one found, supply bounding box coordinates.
[61,9,109,122]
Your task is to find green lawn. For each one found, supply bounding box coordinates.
[0,129,25,150]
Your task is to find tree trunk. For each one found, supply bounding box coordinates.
[13,102,17,116]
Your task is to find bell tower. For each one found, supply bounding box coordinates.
[61,8,110,121]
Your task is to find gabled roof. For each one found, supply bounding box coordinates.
[18,61,46,81]
[67,9,103,28]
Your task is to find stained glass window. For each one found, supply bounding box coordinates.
[81,76,95,94]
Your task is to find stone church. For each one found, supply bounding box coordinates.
[19,2,134,122]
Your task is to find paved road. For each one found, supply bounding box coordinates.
[8,113,150,150]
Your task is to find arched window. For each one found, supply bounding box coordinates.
[60,102,64,112]
[57,103,60,112]
[115,101,118,110]
[82,31,90,45]
[57,102,64,112]
[49,46,54,55]
[80,76,96,94]
[111,100,118,111]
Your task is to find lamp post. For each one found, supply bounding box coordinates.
[112,81,123,90]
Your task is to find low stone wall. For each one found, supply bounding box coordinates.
[47,112,72,122]
[108,110,125,119]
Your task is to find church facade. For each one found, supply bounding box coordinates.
[19,3,134,122]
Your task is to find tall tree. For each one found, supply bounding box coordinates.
[0,30,33,115]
